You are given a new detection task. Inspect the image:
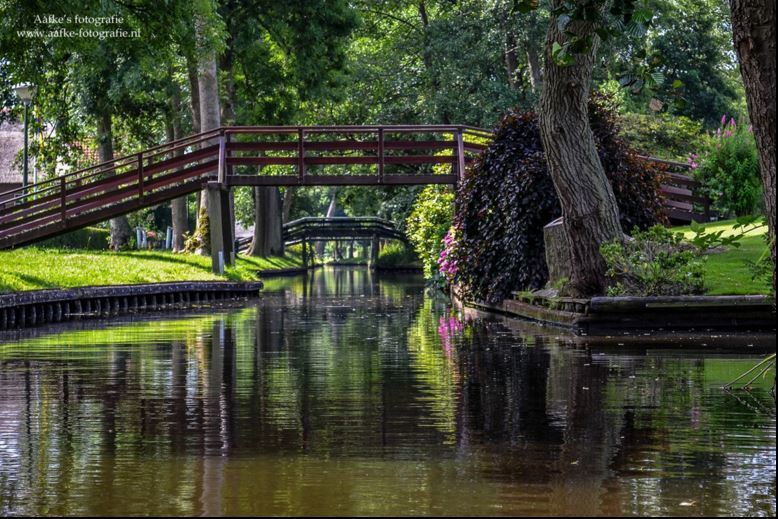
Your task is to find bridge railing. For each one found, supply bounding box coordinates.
[0,125,490,249]
[0,130,222,246]
[282,216,406,243]
[223,125,490,186]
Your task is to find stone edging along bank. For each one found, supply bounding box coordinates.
[463,292,776,335]
[0,281,264,331]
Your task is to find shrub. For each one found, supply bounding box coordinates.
[406,185,454,278]
[376,242,421,268]
[38,226,110,250]
[601,216,766,296]
[449,92,668,303]
[693,116,761,217]
[601,225,704,296]
[619,112,704,161]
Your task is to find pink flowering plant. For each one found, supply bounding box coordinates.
[437,227,459,283]
[692,115,761,217]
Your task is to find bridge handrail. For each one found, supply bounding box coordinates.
[0,129,222,205]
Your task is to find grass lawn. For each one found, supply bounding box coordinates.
[0,247,303,294]
[674,218,771,296]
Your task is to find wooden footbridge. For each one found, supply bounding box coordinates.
[236,216,408,262]
[0,126,489,267]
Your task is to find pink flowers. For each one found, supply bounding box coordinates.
[687,153,699,170]
[438,228,458,280]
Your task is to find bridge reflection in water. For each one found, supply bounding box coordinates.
[0,268,775,516]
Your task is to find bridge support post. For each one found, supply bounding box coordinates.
[206,182,235,274]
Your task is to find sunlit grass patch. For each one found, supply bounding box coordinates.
[673,219,770,295]
[0,247,302,294]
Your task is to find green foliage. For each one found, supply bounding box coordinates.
[376,242,420,269]
[449,93,667,303]
[686,215,765,251]
[694,118,762,217]
[406,185,454,278]
[618,112,703,160]
[602,217,768,296]
[38,226,110,250]
[641,0,743,125]
[601,225,705,296]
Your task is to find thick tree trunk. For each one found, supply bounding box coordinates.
[166,94,188,252]
[248,187,283,257]
[504,32,519,89]
[538,1,623,296]
[730,0,776,292]
[282,187,295,224]
[526,44,543,93]
[97,112,131,250]
[186,56,202,134]
[197,54,220,212]
[192,13,221,255]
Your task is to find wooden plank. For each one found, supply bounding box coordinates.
[226,174,457,186]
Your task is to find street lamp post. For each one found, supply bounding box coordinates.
[13,83,36,195]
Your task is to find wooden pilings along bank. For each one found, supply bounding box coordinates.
[0,281,264,331]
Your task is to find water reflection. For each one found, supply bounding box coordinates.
[0,267,775,516]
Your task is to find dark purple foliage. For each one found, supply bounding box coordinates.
[452,93,667,303]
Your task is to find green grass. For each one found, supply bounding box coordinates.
[0,247,303,294]
[674,219,771,295]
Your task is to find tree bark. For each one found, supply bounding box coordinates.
[186,55,202,134]
[526,44,543,93]
[167,87,188,252]
[282,187,295,224]
[192,12,221,255]
[504,32,519,89]
[248,187,283,257]
[729,0,776,291]
[97,112,131,250]
[538,1,623,296]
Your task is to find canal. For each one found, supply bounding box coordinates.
[0,267,775,516]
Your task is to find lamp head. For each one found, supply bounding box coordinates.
[13,83,36,105]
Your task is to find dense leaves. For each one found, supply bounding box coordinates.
[601,225,704,296]
[693,116,762,217]
[450,93,667,303]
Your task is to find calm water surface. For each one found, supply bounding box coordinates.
[0,268,775,516]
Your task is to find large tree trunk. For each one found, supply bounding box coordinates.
[167,87,188,252]
[526,44,543,93]
[538,1,623,296]
[504,32,519,89]
[186,55,202,134]
[248,187,283,257]
[730,0,776,292]
[192,13,221,255]
[282,187,295,224]
[97,112,131,250]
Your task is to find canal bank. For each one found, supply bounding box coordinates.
[457,290,776,336]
